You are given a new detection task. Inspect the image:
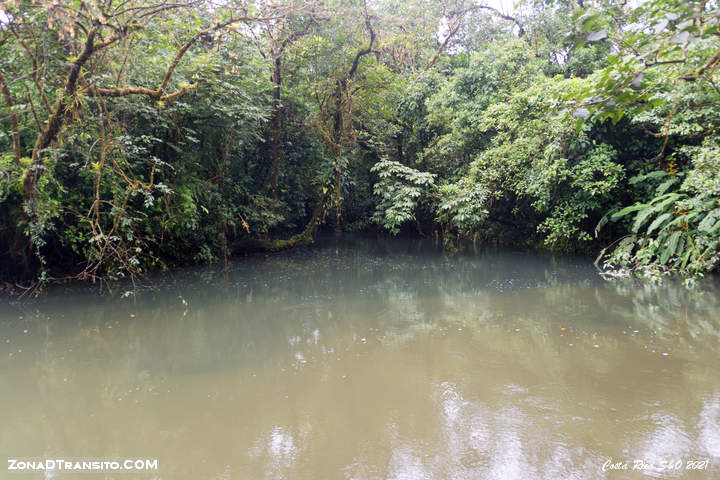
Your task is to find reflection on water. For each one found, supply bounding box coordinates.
[1,234,719,479]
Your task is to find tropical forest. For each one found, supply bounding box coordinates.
[0,0,718,286]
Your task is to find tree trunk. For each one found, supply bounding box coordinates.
[270,192,329,250]
[269,55,282,199]
[332,79,345,230]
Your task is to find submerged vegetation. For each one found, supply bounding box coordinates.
[0,0,718,285]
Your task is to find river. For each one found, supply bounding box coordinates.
[1,234,719,479]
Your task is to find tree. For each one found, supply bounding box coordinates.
[1,0,290,270]
[245,0,325,199]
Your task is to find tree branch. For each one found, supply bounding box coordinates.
[0,69,21,164]
[476,5,525,37]
[347,14,376,80]
[8,23,52,112]
[90,82,198,100]
[679,48,720,81]
[25,28,99,200]
[411,3,524,87]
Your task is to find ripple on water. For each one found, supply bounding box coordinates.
[699,394,720,459]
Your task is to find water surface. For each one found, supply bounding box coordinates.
[2,234,719,479]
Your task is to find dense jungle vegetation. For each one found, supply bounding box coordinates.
[0,0,718,286]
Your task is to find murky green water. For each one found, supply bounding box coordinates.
[1,234,719,479]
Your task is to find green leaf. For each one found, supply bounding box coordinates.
[587,30,607,42]
[646,212,672,235]
[661,230,683,264]
[656,177,678,195]
[594,209,616,236]
[680,247,693,269]
[649,192,681,205]
[629,170,667,185]
[632,207,656,233]
[612,203,648,219]
[698,209,720,232]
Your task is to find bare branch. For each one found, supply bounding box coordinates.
[476,5,525,37]
[8,23,52,112]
